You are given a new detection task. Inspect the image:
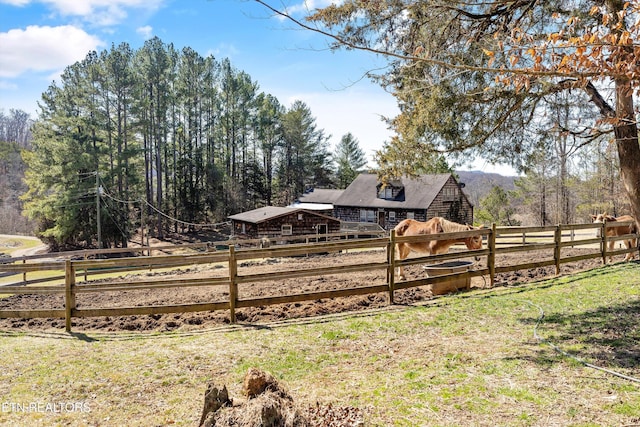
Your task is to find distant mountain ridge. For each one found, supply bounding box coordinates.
[455,170,517,207]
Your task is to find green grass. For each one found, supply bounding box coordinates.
[0,263,639,426]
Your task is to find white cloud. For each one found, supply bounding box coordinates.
[42,0,163,15]
[3,0,164,26]
[0,0,30,5]
[136,25,153,39]
[0,25,104,78]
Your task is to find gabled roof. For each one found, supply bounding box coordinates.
[296,188,344,204]
[228,206,338,224]
[334,173,455,209]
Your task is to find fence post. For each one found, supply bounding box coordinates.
[64,259,76,332]
[228,245,238,323]
[600,221,607,264]
[83,252,88,282]
[554,224,561,275]
[488,223,496,287]
[387,230,396,304]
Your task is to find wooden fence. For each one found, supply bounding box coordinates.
[0,222,637,332]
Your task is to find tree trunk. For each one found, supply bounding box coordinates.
[614,78,640,232]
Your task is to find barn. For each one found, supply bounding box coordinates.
[333,173,474,231]
[228,206,341,239]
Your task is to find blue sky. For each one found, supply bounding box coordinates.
[0,0,515,174]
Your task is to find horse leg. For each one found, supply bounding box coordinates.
[624,238,636,261]
[396,243,410,280]
[608,240,615,263]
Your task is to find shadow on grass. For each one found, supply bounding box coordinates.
[508,264,640,370]
[527,299,640,370]
[456,264,640,371]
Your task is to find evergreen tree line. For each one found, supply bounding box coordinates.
[22,37,368,249]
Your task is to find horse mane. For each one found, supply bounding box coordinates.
[438,217,468,232]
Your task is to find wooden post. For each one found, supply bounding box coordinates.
[22,259,26,282]
[554,224,561,275]
[488,223,496,288]
[228,245,238,323]
[600,221,607,265]
[84,253,88,282]
[387,230,396,304]
[64,259,76,332]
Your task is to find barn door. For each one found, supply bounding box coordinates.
[378,211,386,229]
[317,224,328,241]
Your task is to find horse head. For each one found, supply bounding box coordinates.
[464,224,484,250]
[591,213,614,224]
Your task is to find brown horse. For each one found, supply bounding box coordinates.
[590,213,638,262]
[394,217,484,280]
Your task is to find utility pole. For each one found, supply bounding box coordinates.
[96,171,102,249]
[140,200,144,248]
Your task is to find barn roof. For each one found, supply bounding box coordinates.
[334,173,457,209]
[296,188,344,204]
[228,206,338,224]
[289,202,334,211]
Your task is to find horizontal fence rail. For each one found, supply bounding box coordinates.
[0,222,638,331]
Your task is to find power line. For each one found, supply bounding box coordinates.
[101,198,130,241]
[99,187,229,228]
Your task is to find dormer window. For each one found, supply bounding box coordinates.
[377,179,404,201]
[379,186,394,200]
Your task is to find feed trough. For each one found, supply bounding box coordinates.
[423,260,474,295]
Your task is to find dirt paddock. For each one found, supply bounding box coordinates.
[0,247,625,332]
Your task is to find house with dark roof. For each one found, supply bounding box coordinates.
[333,173,474,230]
[228,206,341,239]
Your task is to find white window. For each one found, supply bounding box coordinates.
[378,186,393,199]
[281,224,292,235]
[443,187,458,201]
[368,210,375,222]
[360,209,376,223]
[389,211,396,221]
[298,213,303,220]
[406,212,415,220]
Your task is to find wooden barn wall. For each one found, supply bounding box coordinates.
[426,177,473,224]
[255,212,341,238]
[232,221,258,237]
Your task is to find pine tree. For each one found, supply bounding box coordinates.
[334,133,367,188]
